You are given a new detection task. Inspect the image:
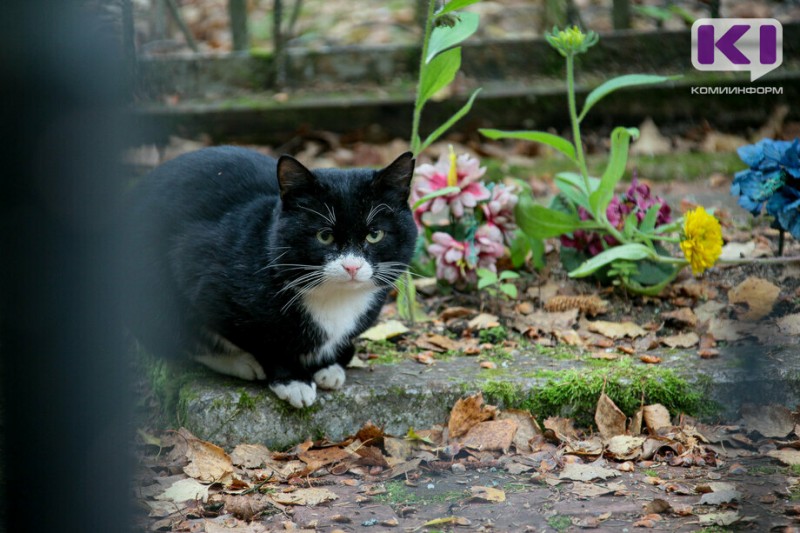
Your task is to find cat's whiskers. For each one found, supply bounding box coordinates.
[254,249,290,274]
[280,272,328,312]
[366,203,393,225]
[300,205,336,227]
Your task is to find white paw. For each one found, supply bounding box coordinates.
[313,364,346,390]
[195,352,266,381]
[270,381,317,408]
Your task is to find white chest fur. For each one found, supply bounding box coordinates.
[301,282,378,366]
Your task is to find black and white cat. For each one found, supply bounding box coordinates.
[127,146,417,408]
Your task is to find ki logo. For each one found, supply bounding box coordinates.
[691,18,783,82]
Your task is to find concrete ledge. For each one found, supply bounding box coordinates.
[176,343,799,449]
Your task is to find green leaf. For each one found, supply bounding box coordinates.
[639,204,662,234]
[588,127,638,218]
[395,272,424,322]
[437,0,481,16]
[406,427,435,444]
[419,88,481,153]
[568,243,656,278]
[477,268,497,289]
[555,172,599,195]
[499,270,520,280]
[412,186,461,210]
[479,129,577,164]
[419,47,461,104]
[499,284,518,299]
[516,197,599,240]
[622,210,639,239]
[579,74,678,122]
[427,12,479,63]
[554,176,591,211]
[509,232,531,268]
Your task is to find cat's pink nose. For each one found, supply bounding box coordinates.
[343,263,361,279]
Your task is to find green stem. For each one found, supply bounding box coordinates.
[566,54,590,194]
[410,0,437,156]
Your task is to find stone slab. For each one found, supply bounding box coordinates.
[177,342,800,449]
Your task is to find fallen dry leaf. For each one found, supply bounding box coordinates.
[447,393,498,439]
[156,478,211,504]
[460,419,518,452]
[728,276,780,321]
[514,309,578,335]
[605,435,645,461]
[230,444,272,469]
[660,332,699,349]
[559,462,620,482]
[359,320,409,341]
[639,355,662,364]
[468,313,500,330]
[777,313,800,335]
[697,510,741,526]
[588,320,647,339]
[439,306,475,321]
[643,404,672,433]
[270,487,338,506]
[595,393,626,439]
[741,403,796,438]
[662,308,697,329]
[570,482,617,498]
[413,351,436,365]
[500,409,541,453]
[469,485,506,503]
[184,436,234,485]
[766,448,800,466]
[419,333,461,352]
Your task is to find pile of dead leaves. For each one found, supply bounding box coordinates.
[135,393,800,531]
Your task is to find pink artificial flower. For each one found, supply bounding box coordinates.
[411,147,491,226]
[481,183,519,243]
[428,225,506,285]
[428,232,471,284]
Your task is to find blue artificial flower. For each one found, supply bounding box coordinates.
[731,138,800,237]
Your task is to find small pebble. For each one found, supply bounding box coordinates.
[427,483,435,490]
[362,518,379,527]
[451,463,466,474]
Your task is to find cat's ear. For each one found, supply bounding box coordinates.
[374,152,415,201]
[277,155,317,200]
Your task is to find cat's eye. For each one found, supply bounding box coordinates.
[366,229,385,244]
[316,229,334,245]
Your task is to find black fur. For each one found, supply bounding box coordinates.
[127,146,416,394]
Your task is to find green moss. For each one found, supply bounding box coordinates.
[547,515,572,531]
[479,326,508,344]
[139,348,205,427]
[467,358,714,426]
[529,364,713,426]
[374,480,465,507]
[359,339,405,365]
[531,343,582,360]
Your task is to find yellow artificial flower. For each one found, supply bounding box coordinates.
[447,144,458,187]
[680,206,722,275]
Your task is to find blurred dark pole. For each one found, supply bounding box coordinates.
[229,0,250,51]
[0,1,134,531]
[612,0,631,30]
